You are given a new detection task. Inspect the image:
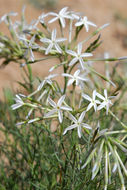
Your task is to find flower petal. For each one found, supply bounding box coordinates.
[48,97,56,108]
[78,111,86,123]
[58,110,63,123]
[54,43,62,53]
[66,50,77,57]
[67,78,75,86]
[57,95,66,107]
[82,123,92,129]
[44,109,57,117]
[82,93,92,102]
[61,105,72,111]
[69,57,78,66]
[45,43,53,55]
[69,113,77,123]
[77,125,82,138]
[63,124,77,135]
[86,103,93,112]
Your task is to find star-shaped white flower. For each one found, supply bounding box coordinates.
[0,12,18,24]
[37,74,58,91]
[96,89,114,114]
[62,69,88,86]
[20,35,39,62]
[48,7,72,28]
[45,95,72,123]
[82,90,100,112]
[75,16,97,32]
[37,13,49,24]
[63,111,91,138]
[66,43,93,70]
[11,94,25,110]
[40,29,66,55]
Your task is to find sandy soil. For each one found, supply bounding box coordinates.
[0,0,127,98]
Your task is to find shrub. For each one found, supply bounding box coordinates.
[0,6,127,190]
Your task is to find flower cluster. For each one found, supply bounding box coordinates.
[1,6,126,190]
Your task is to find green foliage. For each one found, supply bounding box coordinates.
[0,7,127,190]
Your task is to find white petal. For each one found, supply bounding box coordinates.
[62,73,72,78]
[69,113,77,123]
[45,43,53,55]
[60,17,65,28]
[84,23,89,32]
[48,12,58,16]
[77,43,82,55]
[97,103,105,110]
[79,58,85,69]
[69,57,78,66]
[86,103,93,112]
[60,7,68,15]
[93,103,97,112]
[106,104,109,115]
[67,78,75,86]
[63,124,77,135]
[87,21,97,27]
[40,38,51,43]
[11,103,22,110]
[82,123,92,129]
[75,21,83,27]
[58,110,63,123]
[93,90,96,100]
[57,95,66,107]
[104,89,108,99]
[48,16,58,24]
[66,50,77,57]
[78,111,86,123]
[95,100,101,104]
[82,93,92,102]
[74,69,80,77]
[54,43,62,53]
[52,29,56,41]
[56,38,67,43]
[48,97,56,108]
[96,92,105,100]
[81,53,93,57]
[30,49,34,62]
[77,76,88,82]
[77,126,82,138]
[37,80,45,91]
[44,109,57,117]
[61,105,72,111]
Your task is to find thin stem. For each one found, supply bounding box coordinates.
[109,110,127,130]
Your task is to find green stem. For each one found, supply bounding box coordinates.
[109,110,127,130]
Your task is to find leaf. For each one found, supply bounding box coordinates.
[92,139,104,179]
[85,34,102,53]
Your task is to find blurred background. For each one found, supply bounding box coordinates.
[0,0,127,98]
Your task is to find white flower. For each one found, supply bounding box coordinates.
[96,89,114,114]
[63,111,91,138]
[69,11,80,20]
[38,13,49,24]
[66,43,93,70]
[48,7,72,28]
[75,16,97,32]
[45,95,72,123]
[20,35,39,62]
[40,29,66,55]
[37,74,58,91]
[62,69,88,86]
[82,90,100,112]
[0,12,18,24]
[11,94,24,110]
